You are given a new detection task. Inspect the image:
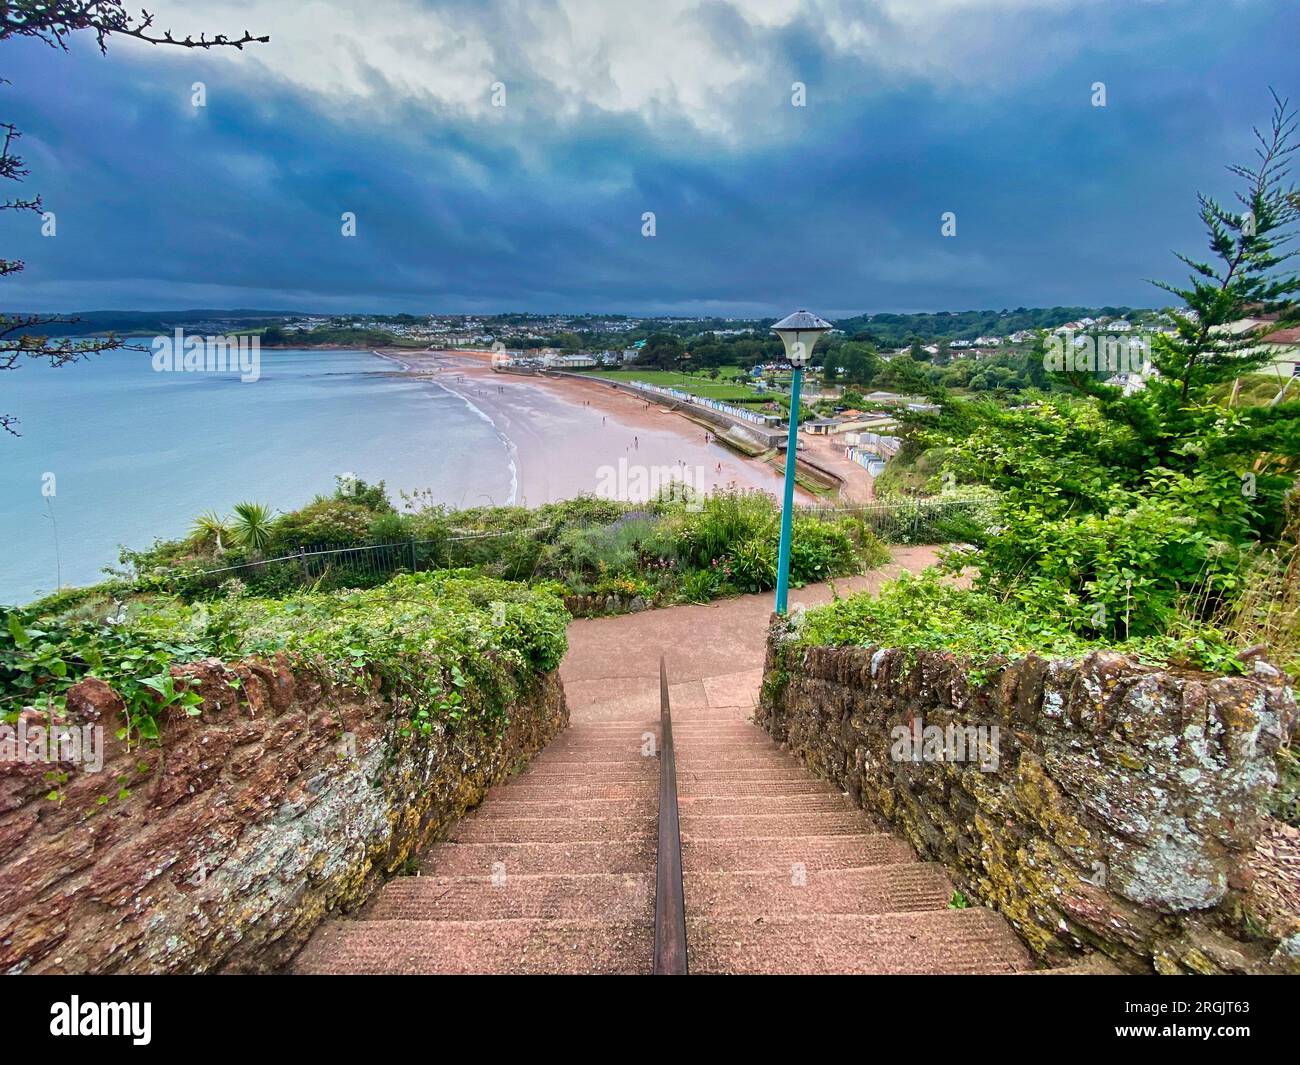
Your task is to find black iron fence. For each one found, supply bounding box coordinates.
[798,492,995,544]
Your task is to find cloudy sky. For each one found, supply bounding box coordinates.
[1,0,1296,316]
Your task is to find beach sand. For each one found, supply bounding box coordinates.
[377,349,813,507]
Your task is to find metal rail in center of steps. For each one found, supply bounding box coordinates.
[652,654,688,975]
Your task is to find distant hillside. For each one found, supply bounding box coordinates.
[4,310,307,337]
[832,307,1152,345]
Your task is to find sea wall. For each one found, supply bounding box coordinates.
[546,371,788,450]
[759,622,1299,973]
[0,655,567,974]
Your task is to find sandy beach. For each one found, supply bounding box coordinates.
[373,349,814,507]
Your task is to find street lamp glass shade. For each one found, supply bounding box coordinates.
[772,309,832,367]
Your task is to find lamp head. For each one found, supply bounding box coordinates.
[772,309,832,367]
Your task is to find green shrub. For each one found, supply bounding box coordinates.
[795,569,1246,673]
[1,574,569,742]
[679,567,722,604]
[788,516,865,586]
[676,490,777,569]
[729,536,778,593]
[268,498,376,552]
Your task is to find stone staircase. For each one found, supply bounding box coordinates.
[292,720,661,974]
[292,686,1030,975]
[293,579,1038,975]
[672,715,1028,974]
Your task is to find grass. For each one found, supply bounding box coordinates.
[576,367,770,403]
[1213,507,1300,679]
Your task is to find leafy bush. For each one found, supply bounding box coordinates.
[222,573,568,733]
[679,567,722,604]
[675,490,776,569]
[795,570,1247,674]
[1,574,569,742]
[116,486,895,610]
[788,516,879,586]
[268,498,377,552]
[728,536,777,593]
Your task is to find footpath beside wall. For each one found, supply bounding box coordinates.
[1,656,566,973]
[759,622,1299,974]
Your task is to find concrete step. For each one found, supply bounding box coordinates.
[485,782,656,802]
[471,797,657,819]
[451,816,655,844]
[675,753,810,769]
[530,748,655,764]
[292,918,652,975]
[675,779,841,798]
[516,766,658,784]
[364,873,654,922]
[684,864,954,916]
[687,909,1032,974]
[682,833,915,872]
[678,794,856,817]
[421,839,655,876]
[677,812,876,839]
[674,767,821,782]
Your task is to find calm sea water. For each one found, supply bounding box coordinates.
[0,348,514,604]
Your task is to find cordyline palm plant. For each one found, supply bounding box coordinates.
[231,502,275,553]
[188,510,233,555]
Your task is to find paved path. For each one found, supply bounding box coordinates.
[293,548,1032,974]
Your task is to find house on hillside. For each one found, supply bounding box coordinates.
[1259,325,1300,378]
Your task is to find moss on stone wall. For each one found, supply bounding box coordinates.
[760,626,1298,974]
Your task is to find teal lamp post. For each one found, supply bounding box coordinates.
[772,309,831,615]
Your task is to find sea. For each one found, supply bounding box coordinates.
[0,347,515,604]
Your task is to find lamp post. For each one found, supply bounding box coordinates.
[771,309,832,615]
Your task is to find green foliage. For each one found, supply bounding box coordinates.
[1,599,235,742]
[727,536,778,593]
[932,396,1265,637]
[231,502,275,553]
[114,485,898,612]
[834,307,1146,348]
[795,570,1246,673]
[268,498,376,552]
[1,574,568,742]
[222,573,568,734]
[901,97,1300,645]
[189,511,233,553]
[675,490,777,569]
[334,475,394,513]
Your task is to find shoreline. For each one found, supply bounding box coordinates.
[370,348,817,507]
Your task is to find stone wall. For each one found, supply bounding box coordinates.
[0,655,567,974]
[759,622,1299,973]
[563,592,652,617]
